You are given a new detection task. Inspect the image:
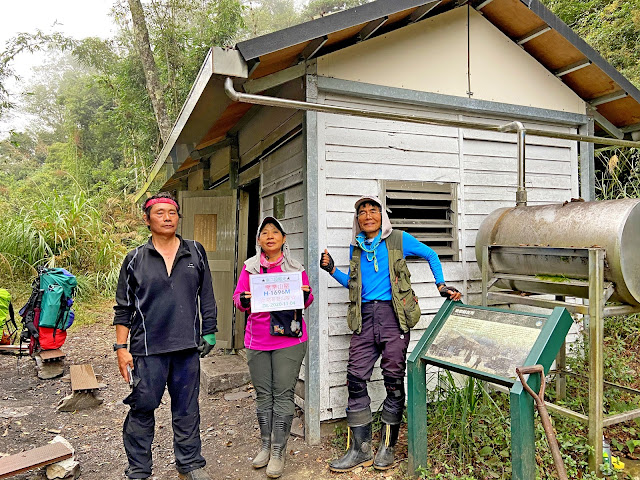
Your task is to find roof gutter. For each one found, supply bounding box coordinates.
[225,77,640,207]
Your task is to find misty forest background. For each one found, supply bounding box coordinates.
[0,0,639,301]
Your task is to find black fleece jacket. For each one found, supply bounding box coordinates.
[113,236,217,356]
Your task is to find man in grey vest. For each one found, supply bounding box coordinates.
[321,195,461,472]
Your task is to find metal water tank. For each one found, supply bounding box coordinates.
[475,199,640,305]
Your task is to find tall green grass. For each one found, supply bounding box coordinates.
[0,191,131,298]
[595,147,640,200]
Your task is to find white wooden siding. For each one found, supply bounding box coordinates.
[255,129,308,404]
[318,91,580,420]
[260,134,305,264]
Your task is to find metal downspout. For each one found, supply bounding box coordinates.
[499,121,527,206]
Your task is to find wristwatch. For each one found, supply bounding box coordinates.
[113,343,128,351]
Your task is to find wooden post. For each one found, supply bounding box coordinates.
[407,357,428,477]
[510,379,538,480]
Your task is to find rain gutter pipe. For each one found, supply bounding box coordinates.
[224,77,640,206]
[499,121,527,206]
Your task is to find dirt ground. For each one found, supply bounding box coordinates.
[0,309,411,480]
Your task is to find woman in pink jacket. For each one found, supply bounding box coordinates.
[233,216,313,479]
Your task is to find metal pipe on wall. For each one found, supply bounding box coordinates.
[499,121,527,206]
[224,77,640,207]
[224,78,640,148]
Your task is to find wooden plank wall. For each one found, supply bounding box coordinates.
[318,92,579,420]
[258,129,306,399]
[234,80,306,400]
[261,134,305,265]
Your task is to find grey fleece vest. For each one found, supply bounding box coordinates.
[346,230,422,334]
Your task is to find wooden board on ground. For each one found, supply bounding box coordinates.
[0,442,73,479]
[39,349,65,362]
[70,364,99,392]
[0,345,29,354]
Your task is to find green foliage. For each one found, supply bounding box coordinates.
[127,0,245,119]
[244,0,299,37]
[0,30,75,115]
[0,0,249,315]
[424,372,512,479]
[541,0,640,88]
[331,422,348,451]
[300,0,371,20]
[0,191,131,295]
[413,367,624,479]
[595,148,640,200]
[243,0,372,37]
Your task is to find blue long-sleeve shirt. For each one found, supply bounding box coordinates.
[331,231,444,302]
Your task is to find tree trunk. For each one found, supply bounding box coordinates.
[127,0,172,144]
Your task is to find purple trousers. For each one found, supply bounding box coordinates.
[346,300,410,415]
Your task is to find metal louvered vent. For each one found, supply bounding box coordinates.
[382,181,458,261]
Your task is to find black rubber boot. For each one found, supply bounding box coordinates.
[329,408,373,472]
[252,409,272,468]
[374,410,402,470]
[266,413,293,478]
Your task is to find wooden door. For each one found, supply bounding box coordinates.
[179,190,239,349]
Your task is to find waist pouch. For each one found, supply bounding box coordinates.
[270,309,303,337]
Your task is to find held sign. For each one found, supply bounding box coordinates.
[249,272,304,313]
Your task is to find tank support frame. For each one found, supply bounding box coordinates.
[482,245,640,474]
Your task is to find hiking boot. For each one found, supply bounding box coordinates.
[374,418,401,470]
[177,467,211,480]
[266,413,293,478]
[329,408,373,472]
[252,408,272,469]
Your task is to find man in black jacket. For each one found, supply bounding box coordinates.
[114,192,217,480]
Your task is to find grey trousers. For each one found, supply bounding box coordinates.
[246,342,306,416]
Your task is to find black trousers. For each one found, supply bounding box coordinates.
[123,349,205,478]
[346,301,410,415]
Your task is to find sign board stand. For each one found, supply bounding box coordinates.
[481,245,640,472]
[407,299,573,479]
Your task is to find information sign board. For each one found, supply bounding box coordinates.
[407,300,574,480]
[425,305,546,382]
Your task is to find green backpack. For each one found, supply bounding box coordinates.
[0,288,12,331]
[38,269,77,331]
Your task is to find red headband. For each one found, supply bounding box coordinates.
[144,198,179,210]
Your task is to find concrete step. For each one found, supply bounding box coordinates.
[200,350,251,395]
